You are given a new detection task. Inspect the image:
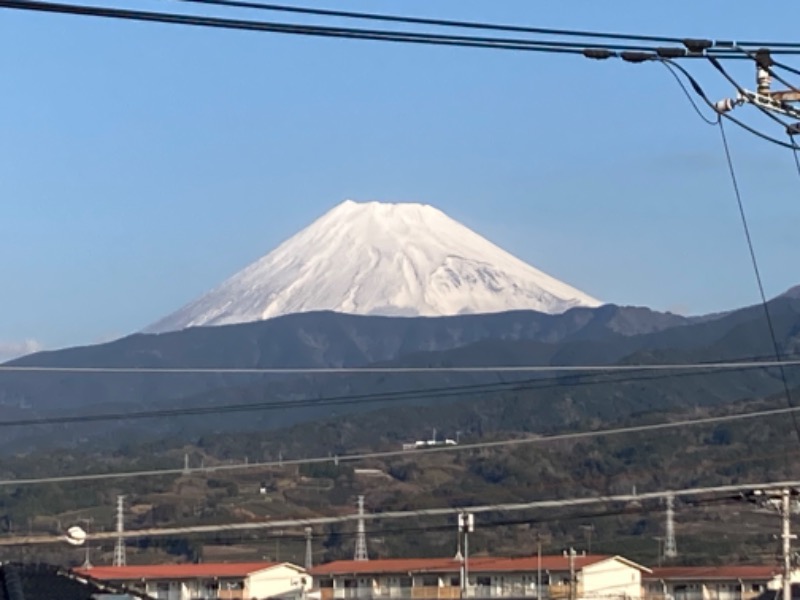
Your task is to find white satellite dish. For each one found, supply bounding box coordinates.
[65,525,87,546]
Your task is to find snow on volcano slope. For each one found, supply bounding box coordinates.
[144,200,601,333]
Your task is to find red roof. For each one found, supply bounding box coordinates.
[646,566,782,581]
[311,555,618,576]
[75,562,282,580]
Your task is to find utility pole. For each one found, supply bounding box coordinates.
[566,547,577,600]
[459,512,474,599]
[304,527,313,570]
[653,537,664,568]
[113,495,126,567]
[664,493,677,559]
[782,488,795,600]
[743,488,796,600]
[79,518,93,569]
[579,525,594,554]
[536,533,543,600]
[354,496,368,561]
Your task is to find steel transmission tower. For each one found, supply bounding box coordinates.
[354,496,368,561]
[113,495,126,567]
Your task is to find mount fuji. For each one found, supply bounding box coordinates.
[144,200,601,334]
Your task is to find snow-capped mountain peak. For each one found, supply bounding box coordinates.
[144,200,601,333]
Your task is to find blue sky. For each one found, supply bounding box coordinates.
[2,0,800,358]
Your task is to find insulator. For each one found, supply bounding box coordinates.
[757,65,772,95]
[714,98,736,113]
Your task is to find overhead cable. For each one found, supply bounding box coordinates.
[656,58,800,150]
[169,0,688,44]
[715,118,800,445]
[0,0,785,59]
[0,354,797,427]
[3,358,800,374]
[2,478,800,545]
[165,0,800,56]
[660,60,719,125]
[0,0,656,54]
[3,400,800,487]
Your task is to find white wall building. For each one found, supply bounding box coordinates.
[77,561,311,600]
[643,566,800,600]
[310,555,650,600]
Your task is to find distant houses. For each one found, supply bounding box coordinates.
[75,562,310,600]
[71,555,800,600]
[643,565,791,600]
[310,554,649,600]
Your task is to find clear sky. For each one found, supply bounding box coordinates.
[2,0,800,359]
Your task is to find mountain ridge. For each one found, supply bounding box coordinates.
[2,298,798,452]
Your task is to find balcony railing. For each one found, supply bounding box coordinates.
[319,585,549,600]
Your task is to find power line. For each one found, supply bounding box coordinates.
[707,56,797,133]
[160,0,800,57]
[771,57,800,79]
[0,354,797,427]
[716,118,800,446]
[0,0,787,59]
[584,49,800,150]
[731,47,800,95]
[791,139,800,179]
[167,0,690,44]
[3,358,800,374]
[660,60,719,126]
[0,0,647,54]
[2,478,799,546]
[185,447,800,546]
[3,400,800,487]
[199,498,733,545]
[666,57,798,147]
[655,47,800,449]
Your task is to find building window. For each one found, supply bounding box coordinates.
[398,578,412,589]
[450,577,460,587]
[476,577,491,587]
[319,579,334,589]
[752,585,764,592]
[421,576,439,587]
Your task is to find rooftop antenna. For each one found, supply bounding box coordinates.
[113,495,126,566]
[354,496,369,561]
